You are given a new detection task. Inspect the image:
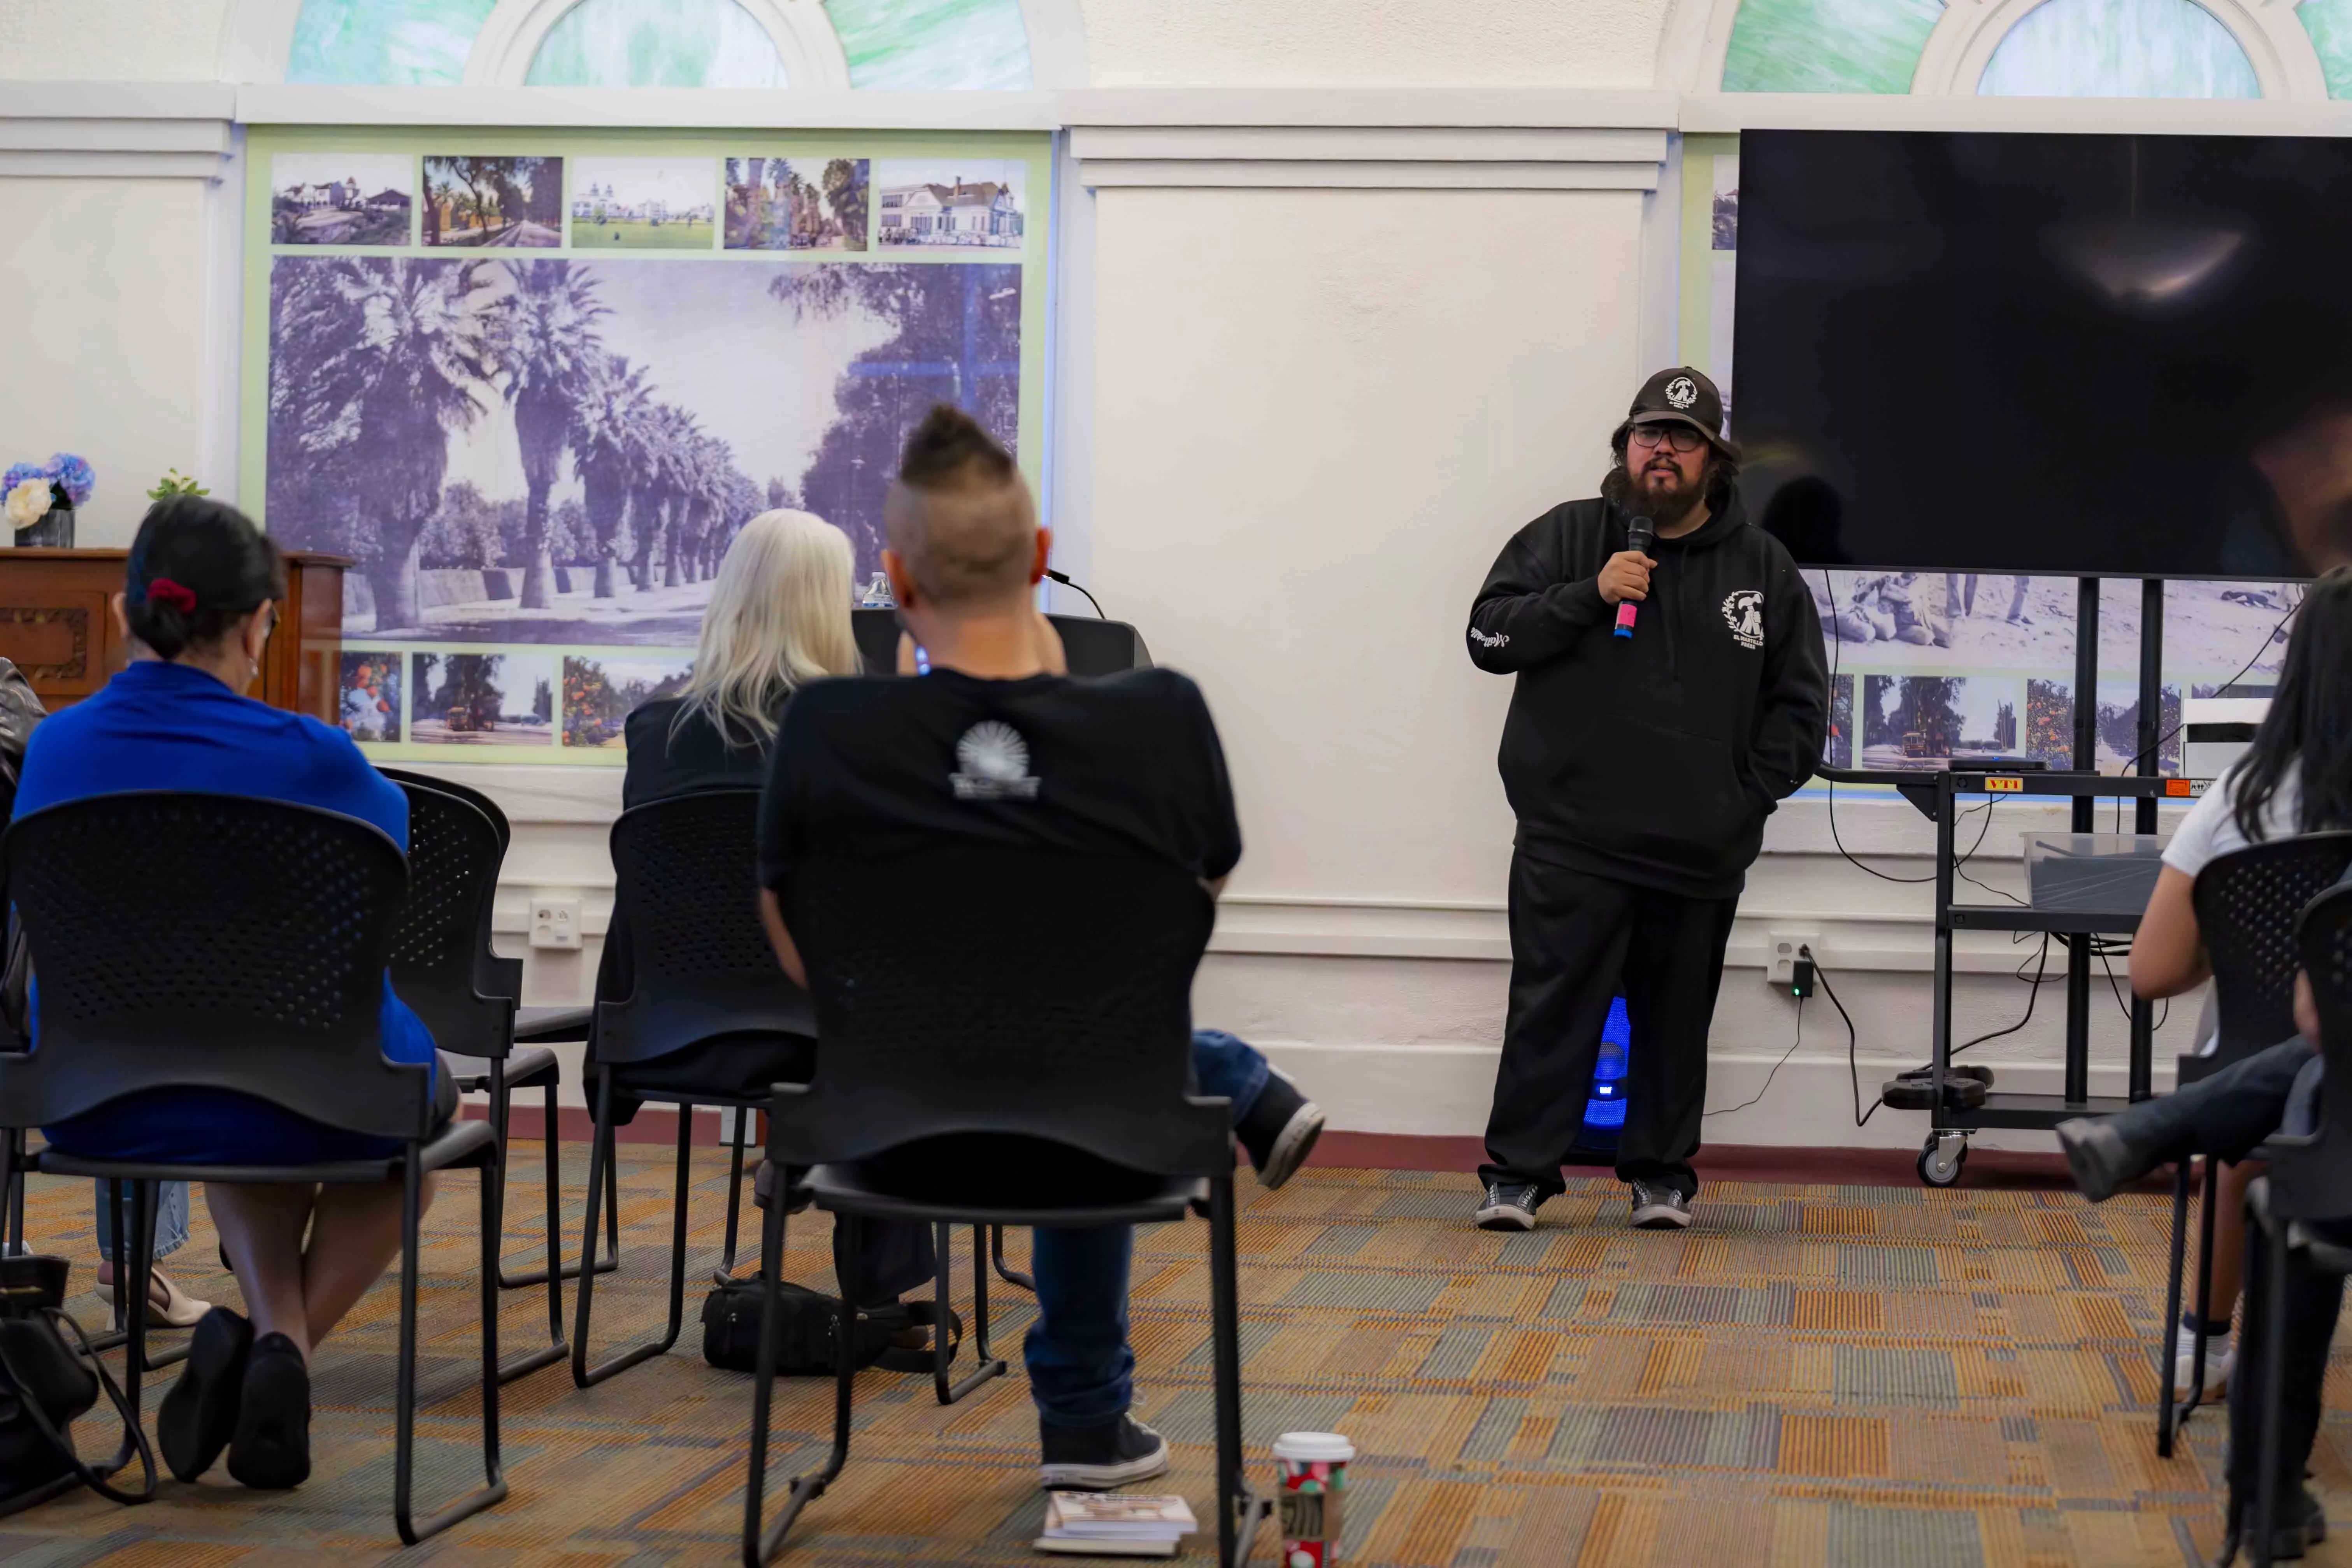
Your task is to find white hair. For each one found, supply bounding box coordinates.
[673,509,860,744]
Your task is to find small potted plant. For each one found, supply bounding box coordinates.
[2,453,94,547]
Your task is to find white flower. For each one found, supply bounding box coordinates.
[4,478,51,531]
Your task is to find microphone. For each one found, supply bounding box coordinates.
[1613,516,1656,640]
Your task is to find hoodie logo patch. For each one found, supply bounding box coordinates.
[1469,628,1508,649]
[1722,590,1765,650]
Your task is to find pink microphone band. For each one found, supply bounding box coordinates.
[1613,600,1638,638]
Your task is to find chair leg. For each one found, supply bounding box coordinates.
[2252,1205,2288,1568]
[745,1208,856,1567]
[87,1179,191,1371]
[1208,1175,1266,1568]
[990,1224,1034,1294]
[499,1075,619,1291]
[714,1106,751,1287]
[396,1146,510,1543]
[2158,1159,2189,1456]
[2184,1157,2222,1425]
[572,1082,693,1388]
[932,1222,1006,1405]
[484,1063,567,1385]
[0,1129,21,1256]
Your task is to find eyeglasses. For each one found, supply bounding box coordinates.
[1628,425,1708,454]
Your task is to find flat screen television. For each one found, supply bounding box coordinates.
[1735,129,2352,580]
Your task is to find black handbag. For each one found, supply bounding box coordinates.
[0,1254,155,1516]
[701,1276,961,1377]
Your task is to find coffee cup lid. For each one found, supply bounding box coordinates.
[1273,1431,1355,1463]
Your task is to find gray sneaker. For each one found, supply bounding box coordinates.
[1473,1182,1543,1231]
[1629,1183,1692,1229]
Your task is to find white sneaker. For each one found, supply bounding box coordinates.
[2173,1322,2233,1401]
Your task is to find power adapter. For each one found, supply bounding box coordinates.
[1790,955,1817,1000]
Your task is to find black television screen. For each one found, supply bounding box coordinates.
[1735,129,2352,581]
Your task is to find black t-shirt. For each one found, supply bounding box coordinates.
[623,697,772,810]
[757,667,1241,892]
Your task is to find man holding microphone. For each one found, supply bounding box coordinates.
[1464,367,1826,1231]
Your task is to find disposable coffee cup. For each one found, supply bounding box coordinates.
[1273,1431,1354,1567]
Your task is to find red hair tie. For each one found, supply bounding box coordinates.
[145,579,198,614]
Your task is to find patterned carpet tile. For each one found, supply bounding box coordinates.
[6,1153,2347,1564]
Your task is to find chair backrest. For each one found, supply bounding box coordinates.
[0,792,433,1141]
[2191,831,2352,1066]
[2267,882,2352,1222]
[379,766,511,853]
[383,778,519,1058]
[595,789,813,1066]
[771,845,1229,1178]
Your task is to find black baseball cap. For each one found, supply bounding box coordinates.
[1614,366,1739,461]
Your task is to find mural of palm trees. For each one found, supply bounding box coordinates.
[496,259,607,609]
[634,403,697,592]
[269,255,500,630]
[570,352,653,599]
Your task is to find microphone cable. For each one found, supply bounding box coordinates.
[1044,569,1105,619]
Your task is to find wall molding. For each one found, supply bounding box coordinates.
[0,83,237,179]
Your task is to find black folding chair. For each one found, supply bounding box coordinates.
[2158,832,2352,1454]
[378,771,615,1384]
[0,793,505,1543]
[569,790,818,1388]
[2243,881,2352,1566]
[742,847,1267,1568]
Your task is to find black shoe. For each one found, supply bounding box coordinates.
[2055,1117,2155,1204]
[226,1333,311,1489]
[1629,1182,1693,1230]
[1038,1414,1171,1490]
[1473,1182,1543,1231]
[158,1307,251,1482]
[1237,1073,1325,1191]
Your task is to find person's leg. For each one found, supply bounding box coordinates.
[2200,1158,2260,1329]
[1029,1223,1164,1487]
[1480,856,1632,1210]
[1195,1029,1325,1190]
[2224,1219,2342,1549]
[299,1178,433,1350]
[1615,887,1740,1217]
[1191,1030,1270,1119]
[95,1178,200,1308]
[2059,1037,2313,1199]
[205,1183,316,1348]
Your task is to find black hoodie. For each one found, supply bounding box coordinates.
[1466,486,1827,898]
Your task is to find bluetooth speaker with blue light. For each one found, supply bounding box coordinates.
[1566,995,1632,1161]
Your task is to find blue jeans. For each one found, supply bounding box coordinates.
[1025,1029,1270,1428]
[94,1179,190,1264]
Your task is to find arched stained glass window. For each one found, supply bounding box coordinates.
[287,0,497,86]
[1978,0,2259,97]
[523,0,791,88]
[830,0,1034,91]
[1721,0,1941,93]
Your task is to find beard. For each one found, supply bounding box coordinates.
[1624,457,1706,520]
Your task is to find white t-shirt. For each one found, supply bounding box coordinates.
[2161,757,2305,881]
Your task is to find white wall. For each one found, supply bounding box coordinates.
[0,4,2231,1159]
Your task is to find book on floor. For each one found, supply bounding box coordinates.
[1036,1491,1197,1554]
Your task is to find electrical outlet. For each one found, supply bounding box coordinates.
[1766,926,1819,987]
[530,895,583,950]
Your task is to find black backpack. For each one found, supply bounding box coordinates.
[0,1255,154,1517]
[701,1276,961,1377]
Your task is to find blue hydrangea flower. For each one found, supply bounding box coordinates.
[1,462,47,493]
[45,453,94,507]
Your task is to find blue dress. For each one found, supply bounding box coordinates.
[16,659,437,1164]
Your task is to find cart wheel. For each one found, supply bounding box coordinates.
[1917,1132,1967,1188]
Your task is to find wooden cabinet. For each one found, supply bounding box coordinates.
[0,548,348,721]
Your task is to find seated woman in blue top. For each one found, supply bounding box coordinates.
[16,495,444,1494]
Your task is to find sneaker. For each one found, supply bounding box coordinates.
[158,1306,251,1483]
[1629,1183,1692,1230]
[2055,1117,2155,1204]
[1039,1414,1171,1490]
[1237,1074,1325,1191]
[2173,1317,2235,1402]
[226,1332,312,1490]
[1473,1182,1543,1231]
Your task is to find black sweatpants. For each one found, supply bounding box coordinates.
[1480,852,1738,1201]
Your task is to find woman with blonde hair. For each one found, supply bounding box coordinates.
[624,509,861,804]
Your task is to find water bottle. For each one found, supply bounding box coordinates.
[859,571,895,609]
